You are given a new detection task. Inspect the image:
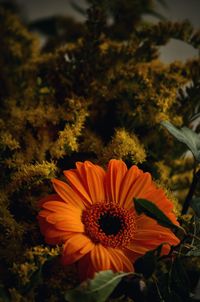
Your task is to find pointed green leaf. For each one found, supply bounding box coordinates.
[65,270,131,302]
[134,250,157,278]
[135,243,169,279]
[134,198,179,230]
[161,120,200,162]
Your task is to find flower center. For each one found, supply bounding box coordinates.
[82,202,136,248]
[98,213,122,236]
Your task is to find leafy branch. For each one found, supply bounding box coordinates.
[161,120,200,214]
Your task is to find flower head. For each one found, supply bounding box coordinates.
[38,159,180,280]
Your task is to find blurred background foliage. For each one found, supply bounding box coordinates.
[0,0,200,301]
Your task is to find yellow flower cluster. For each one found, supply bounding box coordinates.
[0,131,20,151]
[50,108,88,158]
[7,161,57,194]
[80,128,146,165]
[102,128,146,164]
[12,246,60,285]
[13,262,38,285]
[25,245,60,264]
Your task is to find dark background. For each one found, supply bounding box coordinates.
[14,0,200,62]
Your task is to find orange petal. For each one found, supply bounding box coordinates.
[129,241,172,255]
[127,227,180,255]
[78,246,134,281]
[76,161,106,203]
[125,241,152,255]
[132,182,178,226]
[134,228,179,244]
[77,253,94,281]
[51,178,85,209]
[38,194,62,207]
[89,245,134,274]
[123,247,141,263]
[42,200,75,212]
[106,248,123,271]
[167,212,180,226]
[142,187,174,212]
[123,172,152,209]
[49,214,84,232]
[38,216,73,244]
[90,244,111,271]
[119,165,143,208]
[39,210,68,222]
[109,248,133,272]
[54,220,84,232]
[64,170,92,206]
[40,202,84,232]
[105,159,127,203]
[136,214,158,230]
[62,233,94,265]
[136,208,179,231]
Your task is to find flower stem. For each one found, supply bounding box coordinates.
[181,168,200,215]
[152,276,165,302]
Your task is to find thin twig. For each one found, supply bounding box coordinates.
[188,233,200,241]
[152,276,165,302]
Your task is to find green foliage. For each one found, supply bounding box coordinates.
[134,245,163,279]
[65,271,131,302]
[161,121,200,162]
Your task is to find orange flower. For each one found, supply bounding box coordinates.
[38,159,180,280]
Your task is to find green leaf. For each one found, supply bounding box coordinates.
[134,243,169,278]
[134,198,179,231]
[191,197,200,217]
[134,250,157,278]
[65,270,131,302]
[161,120,200,162]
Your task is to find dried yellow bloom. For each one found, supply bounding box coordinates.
[8,162,57,193]
[50,109,88,158]
[101,128,146,164]
[0,132,20,150]
[13,262,38,285]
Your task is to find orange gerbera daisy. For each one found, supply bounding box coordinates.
[38,159,180,280]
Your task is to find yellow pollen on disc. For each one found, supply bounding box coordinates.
[82,202,136,248]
